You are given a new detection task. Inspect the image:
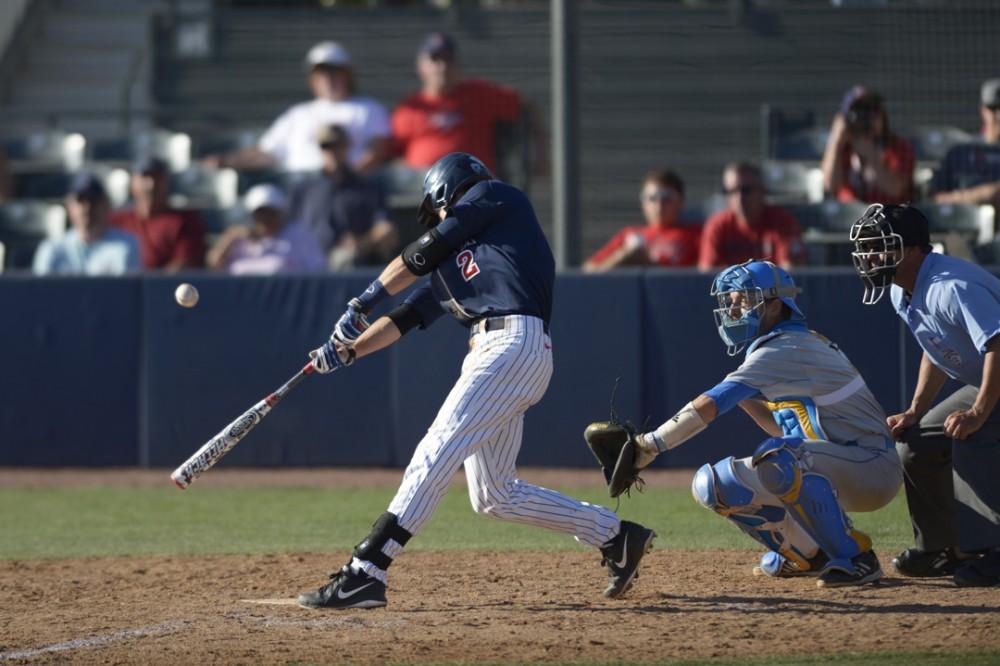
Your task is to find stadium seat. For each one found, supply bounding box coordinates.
[2,130,86,171]
[193,128,265,159]
[904,125,975,162]
[0,201,66,270]
[169,167,239,209]
[89,129,192,172]
[922,203,995,260]
[763,160,824,205]
[789,201,869,265]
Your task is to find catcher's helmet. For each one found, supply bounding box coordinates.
[418,152,493,228]
[849,203,931,305]
[711,260,804,356]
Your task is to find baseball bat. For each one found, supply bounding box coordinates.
[170,362,315,489]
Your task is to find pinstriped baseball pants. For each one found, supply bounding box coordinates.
[356,315,621,583]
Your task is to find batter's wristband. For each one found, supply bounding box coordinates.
[356,279,387,313]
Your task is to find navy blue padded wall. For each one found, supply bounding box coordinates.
[0,277,140,465]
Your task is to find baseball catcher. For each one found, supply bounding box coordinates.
[590,260,902,587]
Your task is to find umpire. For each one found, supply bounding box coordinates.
[850,203,1000,587]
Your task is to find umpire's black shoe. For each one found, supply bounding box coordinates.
[600,521,656,598]
[816,550,882,588]
[297,565,387,610]
[954,549,1000,588]
[892,547,963,578]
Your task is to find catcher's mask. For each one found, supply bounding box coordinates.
[711,260,804,356]
[849,203,931,305]
[418,152,493,229]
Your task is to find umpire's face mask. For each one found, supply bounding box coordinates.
[850,207,903,305]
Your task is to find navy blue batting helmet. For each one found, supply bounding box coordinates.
[418,152,493,227]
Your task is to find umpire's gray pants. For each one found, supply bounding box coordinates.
[897,385,1000,553]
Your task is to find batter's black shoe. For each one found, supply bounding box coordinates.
[892,547,964,578]
[297,565,387,609]
[953,550,1000,588]
[600,521,656,598]
[816,550,882,588]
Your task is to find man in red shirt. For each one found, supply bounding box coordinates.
[584,169,700,271]
[391,33,522,172]
[111,157,206,270]
[698,162,806,270]
[821,86,914,205]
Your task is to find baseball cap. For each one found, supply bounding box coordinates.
[317,124,349,147]
[305,41,352,69]
[840,85,882,115]
[67,173,107,200]
[883,204,932,251]
[243,184,288,213]
[981,78,1000,108]
[132,155,169,175]
[419,32,456,58]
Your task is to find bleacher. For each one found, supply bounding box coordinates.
[2,1,1000,271]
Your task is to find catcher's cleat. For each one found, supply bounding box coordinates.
[752,550,828,578]
[297,565,387,610]
[891,547,964,578]
[600,520,656,598]
[816,550,882,588]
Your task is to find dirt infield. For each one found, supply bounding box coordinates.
[2,469,999,664]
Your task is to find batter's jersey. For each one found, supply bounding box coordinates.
[720,321,891,450]
[404,179,555,328]
[890,252,1000,388]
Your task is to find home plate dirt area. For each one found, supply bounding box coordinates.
[1,469,999,664]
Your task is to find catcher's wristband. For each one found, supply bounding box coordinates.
[649,401,707,451]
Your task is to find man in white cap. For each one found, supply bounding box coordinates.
[208,41,391,174]
[206,183,325,274]
[933,78,1000,208]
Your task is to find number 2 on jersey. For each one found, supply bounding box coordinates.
[456,249,480,281]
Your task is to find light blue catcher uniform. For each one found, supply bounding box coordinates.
[691,261,901,580]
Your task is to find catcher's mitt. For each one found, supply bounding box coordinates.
[584,420,644,498]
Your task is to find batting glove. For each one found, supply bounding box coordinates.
[332,297,370,346]
[310,339,355,374]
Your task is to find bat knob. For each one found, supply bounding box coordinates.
[170,471,190,490]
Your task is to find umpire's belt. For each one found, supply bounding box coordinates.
[469,315,549,338]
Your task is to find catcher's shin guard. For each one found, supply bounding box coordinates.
[692,458,815,571]
[751,437,866,573]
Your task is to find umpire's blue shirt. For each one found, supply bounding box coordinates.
[891,252,1000,387]
[404,180,554,328]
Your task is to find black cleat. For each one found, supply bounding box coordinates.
[599,520,655,598]
[297,565,387,610]
[816,550,882,588]
[953,550,1000,588]
[892,547,963,578]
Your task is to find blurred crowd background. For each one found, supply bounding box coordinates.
[2,0,1000,276]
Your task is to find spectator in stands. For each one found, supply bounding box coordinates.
[111,157,206,270]
[289,125,398,269]
[698,161,806,270]
[391,32,524,173]
[33,174,140,276]
[932,78,1000,207]
[0,147,11,202]
[206,41,391,174]
[821,85,914,205]
[583,169,700,271]
[207,183,324,275]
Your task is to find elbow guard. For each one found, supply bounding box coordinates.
[402,228,451,276]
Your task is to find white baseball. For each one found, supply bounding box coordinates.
[175,283,199,308]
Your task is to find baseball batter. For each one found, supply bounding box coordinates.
[298,152,654,609]
[632,260,901,587]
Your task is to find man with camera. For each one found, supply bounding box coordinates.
[821,85,915,205]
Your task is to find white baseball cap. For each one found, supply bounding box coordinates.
[305,41,352,69]
[243,184,288,213]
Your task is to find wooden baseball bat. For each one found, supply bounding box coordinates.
[170,362,315,489]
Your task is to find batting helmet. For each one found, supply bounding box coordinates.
[849,203,931,305]
[711,260,804,356]
[418,152,493,228]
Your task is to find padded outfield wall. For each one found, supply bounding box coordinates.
[0,271,934,468]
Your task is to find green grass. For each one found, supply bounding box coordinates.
[0,484,913,560]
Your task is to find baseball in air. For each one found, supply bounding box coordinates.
[174,283,200,308]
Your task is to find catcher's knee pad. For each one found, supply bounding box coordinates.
[692,458,753,513]
[353,512,413,571]
[751,438,863,568]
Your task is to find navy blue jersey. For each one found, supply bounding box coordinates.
[403,180,554,328]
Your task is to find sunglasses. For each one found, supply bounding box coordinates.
[641,190,679,203]
[723,184,761,196]
[320,141,345,151]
